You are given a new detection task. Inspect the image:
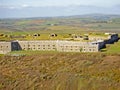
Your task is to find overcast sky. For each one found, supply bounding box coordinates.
[0,0,120,18]
[0,0,120,7]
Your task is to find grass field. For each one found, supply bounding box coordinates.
[0,16,120,41]
[105,41,120,54]
[0,53,120,90]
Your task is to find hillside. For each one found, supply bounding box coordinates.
[0,53,120,90]
[0,15,120,41]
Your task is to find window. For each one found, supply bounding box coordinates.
[28,48,31,50]
[89,49,92,51]
[53,48,56,49]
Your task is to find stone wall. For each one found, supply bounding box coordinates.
[17,41,56,51]
[107,34,119,44]
[0,42,11,54]
[0,33,118,54]
[56,41,99,52]
[0,40,100,54]
[11,40,99,52]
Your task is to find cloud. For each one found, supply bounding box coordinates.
[0,4,33,9]
[21,4,30,8]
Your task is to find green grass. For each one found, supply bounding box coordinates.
[0,54,3,56]
[1,17,120,41]
[8,50,60,56]
[8,49,101,56]
[102,41,120,54]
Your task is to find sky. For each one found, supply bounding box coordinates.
[1,0,120,7]
[0,0,120,18]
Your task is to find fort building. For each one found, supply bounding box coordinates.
[0,33,119,54]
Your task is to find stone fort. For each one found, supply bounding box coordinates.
[0,33,119,54]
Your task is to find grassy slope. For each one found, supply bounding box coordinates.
[101,41,120,54]
[106,41,120,53]
[0,53,120,90]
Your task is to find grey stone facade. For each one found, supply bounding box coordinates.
[56,41,99,52]
[0,33,119,54]
[0,40,99,54]
[0,42,11,54]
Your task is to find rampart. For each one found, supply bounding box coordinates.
[11,40,99,52]
[0,33,119,54]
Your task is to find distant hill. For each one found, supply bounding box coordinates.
[1,14,120,34]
